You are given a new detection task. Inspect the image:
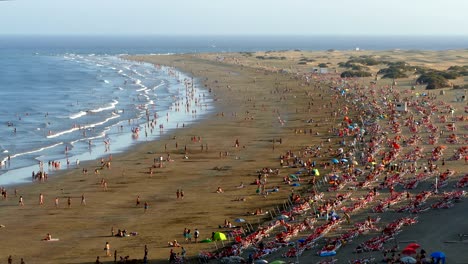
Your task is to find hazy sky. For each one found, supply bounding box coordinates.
[0,0,467,36]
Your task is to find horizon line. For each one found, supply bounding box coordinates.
[1,33,468,37]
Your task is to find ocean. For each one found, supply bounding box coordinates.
[0,35,467,186]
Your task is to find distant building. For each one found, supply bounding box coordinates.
[312,67,329,74]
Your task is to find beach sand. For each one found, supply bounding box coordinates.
[0,50,466,264]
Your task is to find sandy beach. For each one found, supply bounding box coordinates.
[0,50,467,264]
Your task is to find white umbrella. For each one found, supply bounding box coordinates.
[400,256,416,264]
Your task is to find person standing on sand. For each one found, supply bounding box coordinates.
[194,228,200,243]
[67,196,71,208]
[181,246,186,260]
[180,189,184,199]
[144,201,148,213]
[81,193,86,206]
[55,197,59,208]
[104,242,111,256]
[136,195,141,206]
[176,189,180,199]
[19,195,24,206]
[39,193,44,205]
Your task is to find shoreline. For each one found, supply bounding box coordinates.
[0,50,466,264]
[0,60,215,187]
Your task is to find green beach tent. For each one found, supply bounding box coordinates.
[270,261,286,264]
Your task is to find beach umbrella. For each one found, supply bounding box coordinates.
[331,158,339,164]
[213,232,227,241]
[277,215,289,220]
[430,251,445,258]
[430,251,446,264]
[291,183,301,187]
[254,260,268,264]
[340,158,348,163]
[400,256,416,264]
[402,247,417,255]
[234,218,245,223]
[406,243,420,249]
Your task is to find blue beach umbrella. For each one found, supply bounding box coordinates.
[291,183,301,187]
[331,158,339,164]
[430,252,445,264]
[341,158,348,163]
[234,218,245,223]
[430,252,445,258]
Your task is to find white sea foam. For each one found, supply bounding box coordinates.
[89,99,119,113]
[153,81,165,90]
[70,129,109,145]
[1,142,64,163]
[69,111,87,119]
[47,113,120,139]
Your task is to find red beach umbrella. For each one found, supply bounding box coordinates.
[402,247,417,255]
[406,243,421,249]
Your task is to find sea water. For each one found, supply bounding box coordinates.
[0,35,466,185]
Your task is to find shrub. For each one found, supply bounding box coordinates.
[417,73,449,89]
[340,71,372,78]
[378,67,408,79]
